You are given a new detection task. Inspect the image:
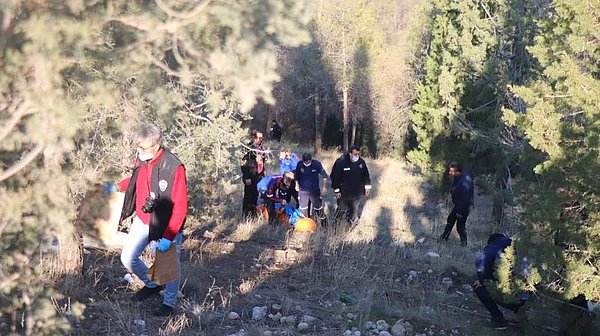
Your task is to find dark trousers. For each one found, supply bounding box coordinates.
[440,208,469,245]
[335,195,362,226]
[288,182,299,207]
[299,190,326,224]
[243,177,259,218]
[474,285,522,322]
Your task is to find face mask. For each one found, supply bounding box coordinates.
[138,150,154,161]
[350,155,359,162]
[303,161,311,167]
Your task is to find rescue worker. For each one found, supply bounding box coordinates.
[241,130,266,218]
[269,120,282,142]
[439,162,474,246]
[294,153,328,225]
[330,146,372,226]
[279,149,300,206]
[473,233,527,329]
[116,123,188,317]
[265,172,295,224]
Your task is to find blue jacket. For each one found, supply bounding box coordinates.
[476,236,512,282]
[451,171,474,215]
[279,153,300,175]
[294,160,328,193]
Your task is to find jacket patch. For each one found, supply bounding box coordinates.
[343,167,351,171]
[159,180,168,192]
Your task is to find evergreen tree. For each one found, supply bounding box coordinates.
[503,0,600,301]
[408,0,509,175]
[0,0,311,334]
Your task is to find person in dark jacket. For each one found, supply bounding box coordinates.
[269,120,282,142]
[330,146,372,226]
[241,130,266,218]
[439,162,474,245]
[294,153,328,224]
[473,233,526,329]
[265,172,294,224]
[116,123,188,317]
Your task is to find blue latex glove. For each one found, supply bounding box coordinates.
[102,183,117,195]
[157,238,172,252]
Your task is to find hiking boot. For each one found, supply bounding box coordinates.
[153,304,174,317]
[133,285,162,302]
[488,319,509,330]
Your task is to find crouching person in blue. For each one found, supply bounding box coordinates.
[265,172,295,224]
[116,123,188,317]
[473,233,527,329]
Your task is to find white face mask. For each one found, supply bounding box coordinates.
[303,161,311,167]
[138,150,154,162]
[350,155,359,162]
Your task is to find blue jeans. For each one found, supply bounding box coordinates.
[121,216,183,307]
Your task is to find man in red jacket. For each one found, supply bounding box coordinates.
[116,123,188,317]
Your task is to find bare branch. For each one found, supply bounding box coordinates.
[0,101,33,143]
[0,144,45,182]
[155,0,212,20]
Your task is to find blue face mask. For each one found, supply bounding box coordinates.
[350,155,359,162]
[303,161,311,167]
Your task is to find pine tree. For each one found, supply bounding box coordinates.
[0,0,311,333]
[503,0,600,301]
[408,0,510,175]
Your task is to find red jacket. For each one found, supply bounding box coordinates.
[117,148,188,240]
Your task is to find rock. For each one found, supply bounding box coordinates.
[297,322,309,330]
[133,319,145,327]
[347,313,356,320]
[426,252,440,258]
[228,312,240,320]
[203,230,217,239]
[268,312,282,321]
[252,306,268,321]
[263,331,273,336]
[376,320,389,331]
[280,315,297,324]
[364,321,376,330]
[417,237,425,244]
[301,315,317,323]
[462,283,473,292]
[391,320,413,336]
[353,331,362,336]
[379,332,392,336]
[344,330,353,336]
[442,277,453,287]
[272,303,283,310]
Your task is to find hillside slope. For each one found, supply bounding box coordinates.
[59,151,557,335]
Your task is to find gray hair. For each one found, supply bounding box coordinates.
[134,123,162,145]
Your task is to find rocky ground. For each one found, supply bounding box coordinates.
[56,154,561,335]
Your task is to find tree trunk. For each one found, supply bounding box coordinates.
[342,87,349,152]
[265,103,272,139]
[314,94,322,154]
[350,117,357,147]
